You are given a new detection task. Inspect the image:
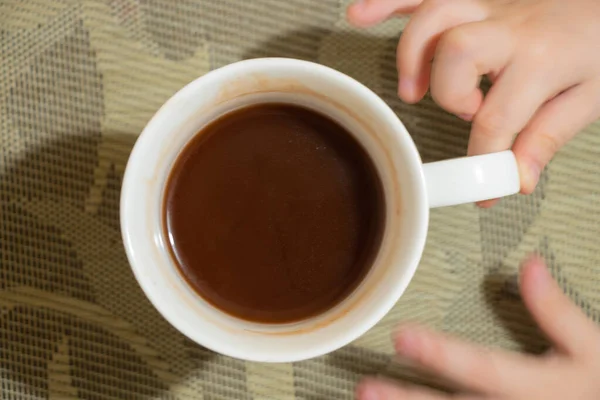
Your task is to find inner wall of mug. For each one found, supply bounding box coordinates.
[124,59,428,362]
[158,92,394,332]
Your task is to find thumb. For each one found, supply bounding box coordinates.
[520,256,600,357]
[347,0,423,27]
[512,81,600,194]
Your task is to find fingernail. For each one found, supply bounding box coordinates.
[528,255,548,274]
[395,330,420,359]
[522,255,550,289]
[357,382,380,400]
[458,113,473,121]
[519,161,541,194]
[398,77,415,99]
[476,198,499,208]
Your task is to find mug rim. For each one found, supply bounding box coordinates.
[120,58,429,362]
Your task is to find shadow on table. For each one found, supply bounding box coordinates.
[0,131,223,398]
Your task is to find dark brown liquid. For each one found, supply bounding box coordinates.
[163,104,384,323]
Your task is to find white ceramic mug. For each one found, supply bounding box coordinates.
[121,58,519,363]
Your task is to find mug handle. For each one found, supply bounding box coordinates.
[422,150,521,208]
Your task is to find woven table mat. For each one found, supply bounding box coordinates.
[2,0,600,399]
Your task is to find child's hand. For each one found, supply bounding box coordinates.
[347,0,600,198]
[356,257,600,400]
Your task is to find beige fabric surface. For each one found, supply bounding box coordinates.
[1,0,600,399]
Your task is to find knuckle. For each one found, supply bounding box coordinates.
[522,120,564,157]
[430,86,457,111]
[422,0,446,11]
[439,28,476,57]
[469,349,503,387]
[536,130,562,156]
[415,334,449,372]
[473,110,506,137]
[526,36,551,61]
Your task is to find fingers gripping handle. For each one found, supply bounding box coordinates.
[423,151,521,208]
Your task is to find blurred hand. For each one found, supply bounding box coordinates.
[347,0,600,201]
[356,257,600,399]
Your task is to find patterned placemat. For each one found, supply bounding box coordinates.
[2,0,600,399]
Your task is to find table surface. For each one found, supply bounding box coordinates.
[2,0,599,399]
